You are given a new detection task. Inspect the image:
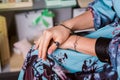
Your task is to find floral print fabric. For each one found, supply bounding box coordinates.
[18,25,120,80]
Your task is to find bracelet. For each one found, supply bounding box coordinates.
[60,24,74,34]
[74,36,80,51]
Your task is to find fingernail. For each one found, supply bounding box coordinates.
[38,56,41,58]
[43,58,46,61]
[48,49,53,54]
[38,54,41,58]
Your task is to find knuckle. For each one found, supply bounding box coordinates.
[43,30,52,35]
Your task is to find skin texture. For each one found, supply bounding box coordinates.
[60,35,97,56]
[35,10,95,60]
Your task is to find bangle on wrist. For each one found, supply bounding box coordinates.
[74,36,80,51]
[59,24,74,34]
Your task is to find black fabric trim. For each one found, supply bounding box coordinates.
[95,37,111,63]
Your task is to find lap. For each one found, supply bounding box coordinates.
[18,46,117,80]
[18,25,119,80]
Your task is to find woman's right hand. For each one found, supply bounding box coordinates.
[35,25,71,60]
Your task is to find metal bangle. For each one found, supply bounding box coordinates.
[60,24,74,34]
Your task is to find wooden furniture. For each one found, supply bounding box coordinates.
[0,16,10,69]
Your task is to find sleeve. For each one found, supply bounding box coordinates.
[95,33,120,79]
[89,0,116,30]
[108,33,120,78]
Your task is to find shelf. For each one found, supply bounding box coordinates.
[0,2,33,11]
[0,0,78,11]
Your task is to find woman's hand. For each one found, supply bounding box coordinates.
[60,35,77,50]
[35,25,71,60]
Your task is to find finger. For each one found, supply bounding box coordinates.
[34,41,36,44]
[34,40,39,44]
[41,32,52,60]
[35,37,41,49]
[47,42,58,54]
[38,35,44,58]
[38,45,42,58]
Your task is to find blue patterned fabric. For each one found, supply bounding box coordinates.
[89,0,116,30]
[18,0,120,80]
[18,25,120,80]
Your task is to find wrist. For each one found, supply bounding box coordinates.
[61,20,75,30]
[59,24,74,34]
[67,35,80,50]
[61,35,76,50]
[74,36,81,51]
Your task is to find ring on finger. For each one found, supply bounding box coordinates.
[53,41,60,48]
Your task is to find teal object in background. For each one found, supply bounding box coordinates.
[45,0,77,8]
